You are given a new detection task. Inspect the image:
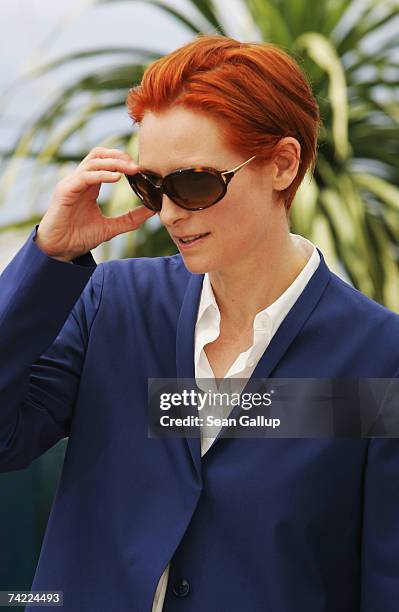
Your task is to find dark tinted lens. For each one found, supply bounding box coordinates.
[128,174,161,211]
[165,170,225,209]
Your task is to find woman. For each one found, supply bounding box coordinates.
[1,34,398,612]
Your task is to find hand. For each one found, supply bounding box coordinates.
[34,146,156,261]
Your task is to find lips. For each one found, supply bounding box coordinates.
[173,232,211,249]
[179,233,209,243]
[173,232,210,243]
[174,233,208,240]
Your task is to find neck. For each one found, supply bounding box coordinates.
[208,228,312,331]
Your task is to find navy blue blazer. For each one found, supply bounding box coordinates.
[1,224,399,612]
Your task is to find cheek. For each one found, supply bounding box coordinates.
[211,195,266,241]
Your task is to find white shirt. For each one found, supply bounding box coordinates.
[152,233,320,611]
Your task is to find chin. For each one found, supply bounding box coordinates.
[180,260,211,274]
[178,253,217,274]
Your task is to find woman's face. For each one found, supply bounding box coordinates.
[138,106,287,275]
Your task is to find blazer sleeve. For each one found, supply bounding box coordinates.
[0,225,102,472]
[361,366,399,611]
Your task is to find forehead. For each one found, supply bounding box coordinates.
[137,107,228,174]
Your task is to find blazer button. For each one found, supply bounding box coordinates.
[172,578,190,597]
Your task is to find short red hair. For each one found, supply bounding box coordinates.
[126,34,321,211]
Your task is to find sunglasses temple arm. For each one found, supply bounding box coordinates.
[142,175,164,192]
[221,155,257,179]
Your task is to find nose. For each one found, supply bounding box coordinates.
[159,194,190,226]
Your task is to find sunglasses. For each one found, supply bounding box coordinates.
[124,155,257,212]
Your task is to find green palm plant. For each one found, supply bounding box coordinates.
[0,0,398,309]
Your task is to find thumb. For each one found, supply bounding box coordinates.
[103,205,157,240]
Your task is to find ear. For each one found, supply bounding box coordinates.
[271,137,301,192]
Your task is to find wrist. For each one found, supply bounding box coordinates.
[34,234,73,263]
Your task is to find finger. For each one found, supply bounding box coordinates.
[103,205,157,241]
[66,170,122,195]
[82,157,138,174]
[81,147,133,165]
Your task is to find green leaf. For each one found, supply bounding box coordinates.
[97,0,222,34]
[1,48,159,92]
[354,173,399,212]
[367,214,399,312]
[295,32,349,161]
[246,0,293,45]
[290,170,319,236]
[336,4,399,56]
[0,215,43,233]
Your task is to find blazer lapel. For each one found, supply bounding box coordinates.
[175,271,204,479]
[176,248,332,470]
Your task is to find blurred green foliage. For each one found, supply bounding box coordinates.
[0,0,398,309]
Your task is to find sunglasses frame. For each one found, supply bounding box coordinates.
[124,154,257,211]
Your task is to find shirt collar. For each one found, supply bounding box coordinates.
[196,233,320,336]
[196,268,219,322]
